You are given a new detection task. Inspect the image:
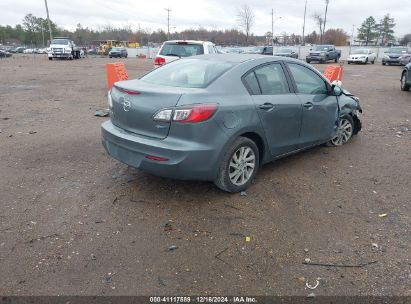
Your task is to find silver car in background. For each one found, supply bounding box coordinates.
[347,49,376,64]
[102,54,362,192]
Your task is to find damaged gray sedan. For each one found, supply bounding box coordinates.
[102,54,362,193]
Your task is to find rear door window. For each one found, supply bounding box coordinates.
[160,43,204,57]
[243,72,261,95]
[253,63,290,95]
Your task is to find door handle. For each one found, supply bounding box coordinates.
[259,102,275,110]
[303,102,314,109]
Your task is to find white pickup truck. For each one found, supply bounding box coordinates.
[48,37,83,60]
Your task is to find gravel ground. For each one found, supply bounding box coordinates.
[0,54,410,296]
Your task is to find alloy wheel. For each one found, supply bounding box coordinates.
[330,117,353,146]
[228,146,256,186]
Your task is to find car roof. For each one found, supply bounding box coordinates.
[163,40,214,45]
[189,53,299,64]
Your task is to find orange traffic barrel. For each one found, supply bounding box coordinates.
[323,65,343,83]
[106,62,129,90]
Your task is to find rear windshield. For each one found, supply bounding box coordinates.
[278,48,293,53]
[160,43,204,57]
[140,58,233,88]
[111,48,121,51]
[51,39,69,45]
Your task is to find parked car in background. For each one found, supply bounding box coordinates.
[87,48,98,55]
[274,48,298,59]
[154,40,218,67]
[347,49,376,64]
[246,46,264,54]
[249,46,273,55]
[11,47,26,53]
[306,45,341,63]
[400,62,411,91]
[109,47,128,58]
[399,53,411,65]
[382,47,411,65]
[102,54,362,193]
[225,48,245,54]
[0,50,12,58]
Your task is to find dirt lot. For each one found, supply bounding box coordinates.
[0,54,410,296]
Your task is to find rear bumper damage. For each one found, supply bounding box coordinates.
[101,120,219,181]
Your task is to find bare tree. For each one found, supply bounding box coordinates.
[237,4,255,44]
[312,13,324,43]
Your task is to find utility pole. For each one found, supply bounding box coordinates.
[165,8,171,40]
[271,9,274,46]
[44,0,53,42]
[302,0,307,46]
[323,0,330,38]
[349,24,354,54]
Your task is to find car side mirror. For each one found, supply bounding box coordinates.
[331,85,343,96]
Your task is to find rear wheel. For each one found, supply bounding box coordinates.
[214,137,259,193]
[371,58,375,64]
[364,57,368,64]
[306,59,311,63]
[401,71,410,91]
[328,115,354,146]
[48,57,52,61]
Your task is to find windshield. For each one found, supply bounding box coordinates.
[353,49,369,54]
[278,48,293,53]
[111,48,121,51]
[51,39,69,45]
[140,58,233,88]
[313,45,330,51]
[387,47,409,53]
[160,43,204,57]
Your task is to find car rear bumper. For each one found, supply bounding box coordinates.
[101,120,219,181]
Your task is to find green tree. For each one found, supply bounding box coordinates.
[22,13,38,44]
[357,16,377,46]
[377,14,395,45]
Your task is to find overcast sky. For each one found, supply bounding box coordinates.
[0,0,409,37]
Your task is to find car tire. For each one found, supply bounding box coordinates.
[364,57,368,64]
[401,71,410,91]
[306,60,310,63]
[214,137,259,193]
[382,61,386,66]
[371,58,375,64]
[48,57,52,61]
[327,115,354,146]
[334,57,338,63]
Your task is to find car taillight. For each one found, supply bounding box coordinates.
[122,89,140,95]
[153,104,218,123]
[154,57,166,66]
[145,155,168,162]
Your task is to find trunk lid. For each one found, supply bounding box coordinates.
[110,80,183,139]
